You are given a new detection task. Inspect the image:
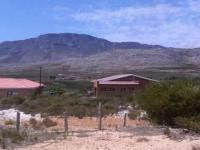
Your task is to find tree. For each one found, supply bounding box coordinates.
[133,79,200,126]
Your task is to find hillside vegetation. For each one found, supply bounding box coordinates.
[1,33,200,72]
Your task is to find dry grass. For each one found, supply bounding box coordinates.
[49,116,149,130]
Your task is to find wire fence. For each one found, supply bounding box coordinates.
[0,102,146,149]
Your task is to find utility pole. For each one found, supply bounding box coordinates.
[39,66,42,87]
[39,66,42,93]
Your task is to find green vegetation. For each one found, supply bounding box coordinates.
[0,96,26,108]
[4,119,16,126]
[0,95,123,118]
[44,80,92,95]
[46,83,66,95]
[3,76,200,133]
[55,80,92,92]
[133,79,200,132]
[0,80,126,117]
[0,128,27,148]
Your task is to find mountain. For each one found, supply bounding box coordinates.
[0,33,199,71]
[0,33,167,63]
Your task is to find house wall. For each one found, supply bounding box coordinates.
[0,88,39,97]
[94,77,153,98]
[134,77,150,87]
[95,84,139,98]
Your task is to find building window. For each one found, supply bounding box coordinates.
[129,88,134,91]
[100,88,115,92]
[7,91,18,96]
[121,88,126,92]
[100,88,107,91]
[108,88,115,91]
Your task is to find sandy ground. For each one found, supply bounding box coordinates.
[49,116,148,129]
[16,125,200,150]
[0,115,200,150]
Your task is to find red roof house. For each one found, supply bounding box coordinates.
[0,78,43,97]
[93,74,159,98]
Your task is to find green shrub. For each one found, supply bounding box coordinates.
[0,128,27,146]
[128,110,141,120]
[134,79,200,128]
[46,103,66,115]
[1,96,25,107]
[4,119,15,126]
[163,128,171,137]
[46,83,66,95]
[175,116,200,133]
[56,80,92,93]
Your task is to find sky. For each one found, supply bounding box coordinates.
[0,0,200,48]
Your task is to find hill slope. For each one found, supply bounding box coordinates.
[0,33,199,71]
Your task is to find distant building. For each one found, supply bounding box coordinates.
[55,74,76,81]
[0,78,43,97]
[93,74,159,98]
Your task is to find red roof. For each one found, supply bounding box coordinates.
[93,74,159,86]
[97,74,133,82]
[96,74,159,83]
[99,81,139,85]
[0,78,42,89]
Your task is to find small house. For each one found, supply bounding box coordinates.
[93,74,159,98]
[0,78,43,97]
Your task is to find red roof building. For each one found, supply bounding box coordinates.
[93,74,159,98]
[0,78,43,97]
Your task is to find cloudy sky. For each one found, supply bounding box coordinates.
[0,0,200,48]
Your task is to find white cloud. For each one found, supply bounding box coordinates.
[188,0,200,12]
[52,2,200,48]
[72,4,181,23]
[52,5,69,21]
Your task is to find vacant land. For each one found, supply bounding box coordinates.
[0,111,200,150]
[16,122,200,150]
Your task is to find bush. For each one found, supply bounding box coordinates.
[0,128,27,147]
[42,118,57,127]
[29,118,45,129]
[128,110,141,120]
[29,118,38,127]
[1,96,25,107]
[46,103,66,115]
[163,128,171,137]
[134,79,200,128]
[175,116,200,133]
[46,83,66,95]
[4,120,15,126]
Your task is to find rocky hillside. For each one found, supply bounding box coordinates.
[0,33,199,71]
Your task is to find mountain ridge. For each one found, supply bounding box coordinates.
[0,33,199,71]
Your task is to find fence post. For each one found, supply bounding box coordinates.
[98,101,102,130]
[16,112,20,132]
[123,113,127,127]
[64,112,68,138]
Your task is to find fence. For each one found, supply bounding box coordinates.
[0,102,145,149]
[14,102,129,132]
